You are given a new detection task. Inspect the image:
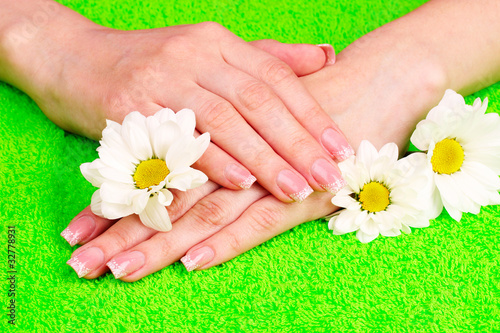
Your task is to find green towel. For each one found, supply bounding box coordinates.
[1,0,498,331]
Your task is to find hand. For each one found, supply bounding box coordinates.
[63,28,449,280]
[63,182,335,279]
[0,0,351,203]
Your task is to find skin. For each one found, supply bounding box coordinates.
[2,0,500,280]
[0,0,351,203]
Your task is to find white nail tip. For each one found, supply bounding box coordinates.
[61,228,81,246]
[67,257,91,278]
[107,260,127,279]
[289,186,314,203]
[180,254,201,272]
[336,146,355,161]
[321,178,347,194]
[238,175,257,190]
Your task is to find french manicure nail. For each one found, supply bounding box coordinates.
[107,251,146,279]
[67,247,104,278]
[180,246,215,272]
[311,159,347,194]
[317,44,336,65]
[224,163,257,190]
[276,169,314,203]
[321,128,355,161]
[61,216,96,246]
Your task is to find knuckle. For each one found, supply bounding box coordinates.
[190,197,230,230]
[157,236,173,258]
[166,192,190,221]
[195,21,226,34]
[105,229,133,250]
[260,59,295,86]
[198,99,239,133]
[237,82,275,112]
[162,35,196,57]
[226,230,244,254]
[248,205,285,233]
[287,130,314,152]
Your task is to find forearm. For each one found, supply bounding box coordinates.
[0,0,94,98]
[303,0,500,151]
[391,0,500,94]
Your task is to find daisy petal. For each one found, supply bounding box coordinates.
[167,167,208,191]
[158,189,174,206]
[131,190,151,214]
[379,228,401,237]
[139,198,172,232]
[356,230,378,243]
[378,142,399,163]
[152,121,181,160]
[175,108,196,135]
[359,216,379,235]
[80,161,107,187]
[330,209,359,234]
[100,201,134,220]
[356,140,378,169]
[121,112,153,160]
[331,189,357,209]
[153,108,176,123]
[98,143,137,173]
[166,134,210,170]
[90,190,103,217]
[100,181,136,205]
[441,196,463,222]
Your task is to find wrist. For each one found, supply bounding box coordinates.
[301,26,449,152]
[0,0,97,99]
[312,27,448,115]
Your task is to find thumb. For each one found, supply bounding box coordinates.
[249,40,335,76]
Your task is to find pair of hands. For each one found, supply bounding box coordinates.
[35,1,446,280]
[62,24,447,281]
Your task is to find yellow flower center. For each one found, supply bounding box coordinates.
[133,158,170,189]
[358,181,390,213]
[430,138,464,174]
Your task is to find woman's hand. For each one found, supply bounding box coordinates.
[64,183,335,279]
[0,0,351,203]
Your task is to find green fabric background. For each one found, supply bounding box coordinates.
[1,0,499,332]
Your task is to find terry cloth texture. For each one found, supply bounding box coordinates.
[1,0,499,332]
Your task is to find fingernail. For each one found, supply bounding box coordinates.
[276,170,314,203]
[61,216,96,246]
[321,128,355,161]
[180,246,215,272]
[317,44,336,65]
[224,163,257,190]
[67,247,104,278]
[107,251,145,279]
[311,159,347,194]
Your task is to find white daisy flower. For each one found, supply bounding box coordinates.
[411,89,500,221]
[328,140,438,243]
[81,108,210,231]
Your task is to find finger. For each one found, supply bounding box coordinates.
[222,41,355,164]
[197,64,346,195]
[249,40,334,76]
[181,191,337,271]
[180,85,314,202]
[61,206,116,246]
[107,184,268,281]
[65,181,219,279]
